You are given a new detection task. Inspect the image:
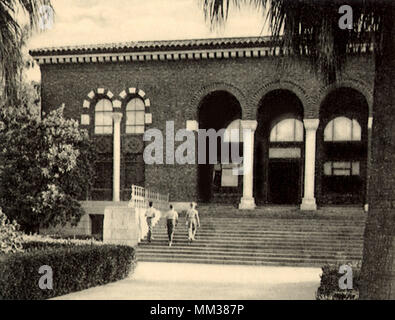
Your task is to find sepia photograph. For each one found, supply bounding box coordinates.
[0,0,394,310]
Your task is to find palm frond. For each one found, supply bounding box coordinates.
[0,0,53,104]
[202,0,389,83]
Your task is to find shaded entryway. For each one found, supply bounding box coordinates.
[198,91,242,203]
[255,90,304,205]
[317,88,369,205]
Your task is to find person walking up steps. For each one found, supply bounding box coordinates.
[165,204,178,247]
[145,201,157,243]
[186,202,200,243]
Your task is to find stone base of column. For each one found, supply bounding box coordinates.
[364,204,369,212]
[239,197,256,210]
[300,198,317,211]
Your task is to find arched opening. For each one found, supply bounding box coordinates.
[318,88,369,205]
[255,90,304,205]
[198,91,242,203]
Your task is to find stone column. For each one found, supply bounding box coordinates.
[301,119,320,211]
[365,116,373,212]
[112,112,123,202]
[239,120,258,210]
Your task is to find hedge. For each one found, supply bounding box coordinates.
[316,263,361,300]
[0,244,136,300]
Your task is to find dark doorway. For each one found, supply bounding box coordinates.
[198,91,242,203]
[255,89,305,205]
[268,161,301,204]
[90,214,104,240]
[318,88,369,205]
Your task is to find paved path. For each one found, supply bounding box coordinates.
[55,262,321,300]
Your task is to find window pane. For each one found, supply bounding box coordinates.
[276,119,295,141]
[127,98,145,111]
[333,162,351,169]
[333,169,351,176]
[95,113,104,126]
[221,168,238,187]
[352,119,362,141]
[270,119,303,142]
[126,112,136,125]
[135,111,145,125]
[352,162,360,175]
[125,126,135,134]
[95,126,105,134]
[102,126,113,134]
[324,121,333,141]
[333,117,352,141]
[135,126,145,134]
[103,113,113,126]
[324,162,332,175]
[295,120,304,142]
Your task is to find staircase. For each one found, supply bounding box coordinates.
[137,205,366,267]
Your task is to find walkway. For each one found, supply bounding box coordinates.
[54,262,321,300]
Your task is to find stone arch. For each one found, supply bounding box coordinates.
[190,82,247,119]
[118,87,152,126]
[82,88,115,110]
[318,79,373,117]
[80,88,115,128]
[251,80,312,118]
[118,87,151,108]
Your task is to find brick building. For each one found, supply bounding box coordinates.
[30,36,375,214]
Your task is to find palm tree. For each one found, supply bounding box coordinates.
[0,0,51,104]
[204,0,394,299]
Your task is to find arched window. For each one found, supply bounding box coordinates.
[270,118,304,142]
[94,99,113,134]
[223,119,242,143]
[126,98,145,134]
[324,116,361,142]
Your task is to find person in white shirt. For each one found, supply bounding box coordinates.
[185,202,200,243]
[165,204,178,247]
[145,201,157,242]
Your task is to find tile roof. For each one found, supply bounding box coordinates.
[30,36,275,56]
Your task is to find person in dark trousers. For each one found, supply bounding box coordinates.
[185,202,200,243]
[145,201,157,242]
[165,204,178,247]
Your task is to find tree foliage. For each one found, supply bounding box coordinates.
[0,97,96,233]
[0,207,24,255]
[203,0,389,82]
[0,0,53,103]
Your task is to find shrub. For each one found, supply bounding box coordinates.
[316,262,361,300]
[0,244,136,300]
[0,208,24,255]
[0,104,96,233]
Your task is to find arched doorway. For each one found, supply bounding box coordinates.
[318,88,369,205]
[198,91,242,203]
[255,90,305,205]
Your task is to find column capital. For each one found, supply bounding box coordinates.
[240,120,258,131]
[112,112,123,123]
[303,119,319,131]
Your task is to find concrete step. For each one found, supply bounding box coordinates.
[137,246,362,257]
[138,241,363,251]
[137,252,361,266]
[138,206,365,267]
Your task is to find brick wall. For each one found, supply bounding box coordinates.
[40,54,375,202]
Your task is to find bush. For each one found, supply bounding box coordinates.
[0,208,24,255]
[0,104,96,233]
[316,262,361,300]
[0,244,136,300]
